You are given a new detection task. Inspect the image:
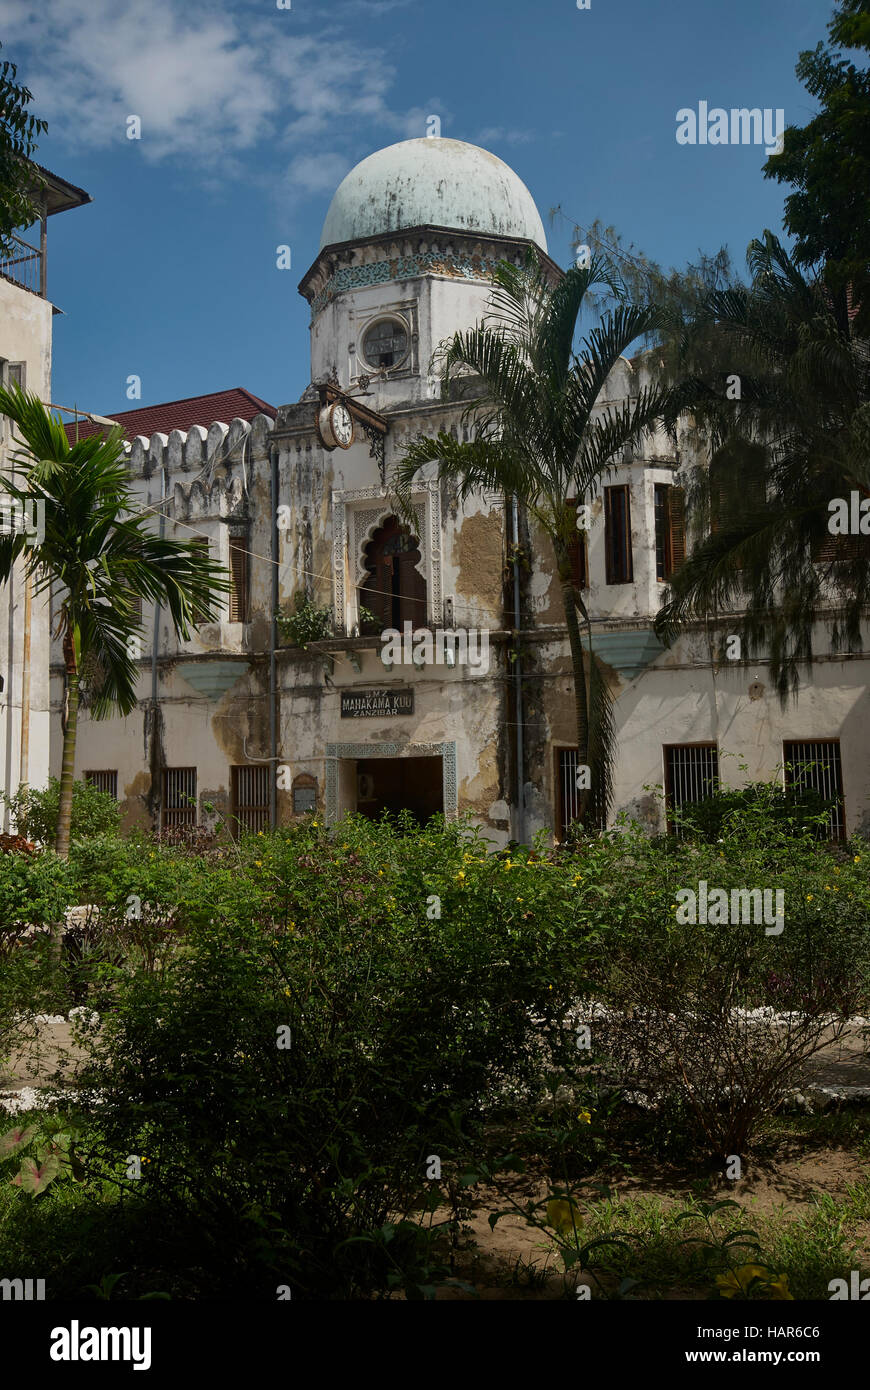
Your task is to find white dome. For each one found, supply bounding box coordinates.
[318,138,547,253]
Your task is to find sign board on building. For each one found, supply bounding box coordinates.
[340,688,414,718]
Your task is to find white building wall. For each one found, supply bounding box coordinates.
[0,276,54,824]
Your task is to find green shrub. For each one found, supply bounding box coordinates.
[1,778,121,845]
[276,593,334,648]
[68,814,591,1298]
[673,780,834,842]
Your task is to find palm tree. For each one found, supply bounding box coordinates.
[395,251,669,826]
[655,232,870,703]
[0,386,230,856]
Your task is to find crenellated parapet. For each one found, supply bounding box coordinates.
[124,413,275,521]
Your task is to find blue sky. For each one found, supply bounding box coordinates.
[1,0,833,419]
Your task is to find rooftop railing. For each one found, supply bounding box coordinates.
[0,233,44,296]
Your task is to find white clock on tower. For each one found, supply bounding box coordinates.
[318,400,354,450]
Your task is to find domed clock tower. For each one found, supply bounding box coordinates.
[297,137,559,414]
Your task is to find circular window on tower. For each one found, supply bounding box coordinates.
[361,316,410,371]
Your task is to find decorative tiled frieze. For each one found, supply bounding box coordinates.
[311,251,502,316]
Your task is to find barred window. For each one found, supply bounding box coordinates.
[664,744,719,835]
[231,764,270,834]
[162,767,197,829]
[604,485,633,584]
[783,740,844,840]
[555,747,605,838]
[85,770,118,798]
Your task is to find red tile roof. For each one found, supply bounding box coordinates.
[63,387,276,443]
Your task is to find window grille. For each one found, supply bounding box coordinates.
[783,740,844,839]
[555,747,606,838]
[85,770,118,798]
[162,767,197,828]
[664,744,719,834]
[231,764,270,833]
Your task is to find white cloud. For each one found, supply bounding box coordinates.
[284,152,352,198]
[474,126,534,146]
[0,0,437,189]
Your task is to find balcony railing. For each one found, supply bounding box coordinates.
[0,233,43,296]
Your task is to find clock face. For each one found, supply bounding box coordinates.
[332,402,353,448]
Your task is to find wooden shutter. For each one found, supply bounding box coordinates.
[566,499,588,589]
[229,535,248,622]
[360,516,427,629]
[395,547,427,627]
[604,485,633,584]
[668,486,686,572]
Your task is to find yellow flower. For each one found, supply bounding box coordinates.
[255,860,263,867]
[577,1109,592,1124]
[716,1264,769,1298]
[516,896,523,902]
[503,860,512,870]
[378,869,384,876]
[767,1273,794,1300]
[257,831,264,837]
[546,1198,582,1234]
[284,987,291,996]
[456,871,466,882]
[715,1265,792,1300]
[312,820,319,827]
[806,894,813,902]
[854,855,861,863]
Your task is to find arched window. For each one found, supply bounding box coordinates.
[359,515,427,630]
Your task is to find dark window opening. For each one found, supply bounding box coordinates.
[604,485,633,584]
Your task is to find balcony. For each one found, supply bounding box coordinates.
[0,232,44,297]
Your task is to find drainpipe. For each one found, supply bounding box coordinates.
[150,465,167,785]
[269,444,279,829]
[511,494,525,845]
[18,573,31,792]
